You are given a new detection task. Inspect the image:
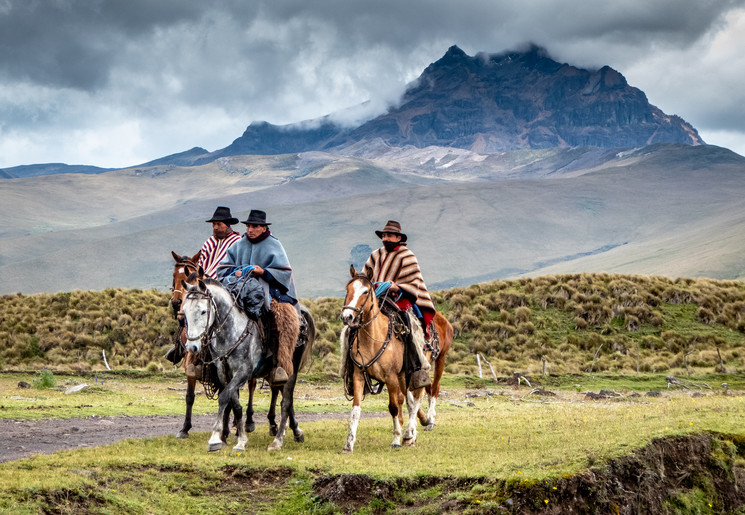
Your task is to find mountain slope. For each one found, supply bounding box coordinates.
[213,45,703,159]
[1,144,743,295]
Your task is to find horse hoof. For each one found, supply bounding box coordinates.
[403,438,416,447]
[342,448,353,454]
[391,443,401,449]
[177,431,189,439]
[246,422,256,433]
[269,426,278,437]
[208,442,223,452]
[423,422,435,431]
[294,430,305,443]
[267,442,282,452]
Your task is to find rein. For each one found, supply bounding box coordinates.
[342,275,396,395]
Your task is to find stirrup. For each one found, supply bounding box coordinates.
[270,367,289,386]
[409,369,431,390]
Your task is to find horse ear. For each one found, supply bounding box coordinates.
[197,266,205,279]
[172,251,182,263]
[191,250,201,263]
[365,266,374,281]
[181,280,189,290]
[198,280,207,291]
[349,264,357,278]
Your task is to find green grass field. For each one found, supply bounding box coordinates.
[0,373,743,513]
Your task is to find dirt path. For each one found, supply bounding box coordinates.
[0,411,382,463]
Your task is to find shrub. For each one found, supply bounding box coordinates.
[33,369,56,389]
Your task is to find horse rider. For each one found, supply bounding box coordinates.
[199,206,242,279]
[165,206,242,364]
[363,220,433,389]
[217,209,300,386]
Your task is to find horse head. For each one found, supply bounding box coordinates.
[341,265,377,327]
[170,250,202,323]
[181,279,214,353]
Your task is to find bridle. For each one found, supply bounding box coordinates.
[182,284,252,364]
[341,275,395,395]
[171,259,199,298]
[341,274,384,329]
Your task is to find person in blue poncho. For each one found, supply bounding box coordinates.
[217,210,300,386]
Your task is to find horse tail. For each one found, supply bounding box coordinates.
[296,305,316,373]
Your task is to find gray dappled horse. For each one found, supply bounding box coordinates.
[181,278,313,452]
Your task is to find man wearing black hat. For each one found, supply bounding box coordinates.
[363,220,433,389]
[199,206,242,279]
[217,209,300,386]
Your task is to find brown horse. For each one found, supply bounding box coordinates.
[339,265,427,453]
[417,311,453,431]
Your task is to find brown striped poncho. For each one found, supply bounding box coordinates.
[363,244,435,313]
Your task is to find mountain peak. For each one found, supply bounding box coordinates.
[214,45,704,157]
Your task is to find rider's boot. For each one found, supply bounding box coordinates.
[165,343,184,364]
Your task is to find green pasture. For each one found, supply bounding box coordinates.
[0,373,743,513]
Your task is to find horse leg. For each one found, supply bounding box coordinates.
[388,380,405,449]
[288,382,304,443]
[209,379,246,452]
[222,390,242,442]
[245,378,256,433]
[423,351,446,430]
[343,370,366,453]
[268,386,279,437]
[403,386,425,446]
[231,389,249,452]
[268,373,298,451]
[177,373,196,438]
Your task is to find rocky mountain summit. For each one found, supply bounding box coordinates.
[210,45,703,160]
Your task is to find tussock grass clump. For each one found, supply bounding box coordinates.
[1,273,744,375]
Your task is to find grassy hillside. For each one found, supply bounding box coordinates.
[0,274,743,378]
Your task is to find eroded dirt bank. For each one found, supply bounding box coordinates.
[312,433,745,513]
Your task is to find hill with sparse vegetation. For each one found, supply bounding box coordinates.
[1,274,743,378]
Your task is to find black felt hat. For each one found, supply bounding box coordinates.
[206,206,239,225]
[241,209,271,226]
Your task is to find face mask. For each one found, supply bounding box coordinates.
[383,241,399,252]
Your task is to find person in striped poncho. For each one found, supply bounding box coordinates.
[199,206,242,278]
[363,220,433,389]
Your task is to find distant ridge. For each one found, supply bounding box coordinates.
[209,44,703,159]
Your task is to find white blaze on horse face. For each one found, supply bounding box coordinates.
[183,296,211,352]
[341,280,368,326]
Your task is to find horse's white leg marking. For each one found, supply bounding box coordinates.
[403,390,422,444]
[208,430,223,451]
[425,394,437,430]
[391,413,403,448]
[232,410,248,452]
[343,405,361,453]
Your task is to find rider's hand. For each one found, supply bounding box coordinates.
[389,282,399,292]
[252,265,265,276]
[234,270,242,277]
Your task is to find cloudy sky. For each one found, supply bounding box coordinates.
[1,0,744,169]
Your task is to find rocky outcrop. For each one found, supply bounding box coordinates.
[215,44,703,158]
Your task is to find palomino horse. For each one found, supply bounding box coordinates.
[417,312,453,431]
[181,278,313,452]
[339,265,427,453]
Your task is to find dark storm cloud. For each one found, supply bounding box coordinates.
[0,0,744,166]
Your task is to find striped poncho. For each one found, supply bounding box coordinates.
[363,244,435,313]
[198,232,241,278]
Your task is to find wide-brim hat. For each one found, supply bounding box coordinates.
[241,209,271,226]
[206,206,239,225]
[375,220,407,242]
